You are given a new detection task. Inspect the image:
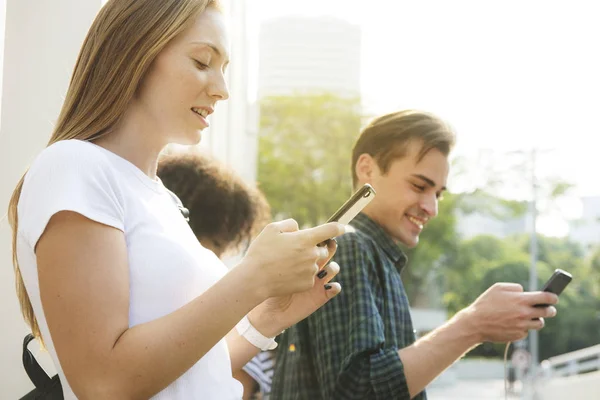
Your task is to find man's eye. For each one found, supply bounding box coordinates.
[412,183,425,192]
[194,60,209,70]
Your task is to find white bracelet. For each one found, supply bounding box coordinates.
[236,315,278,351]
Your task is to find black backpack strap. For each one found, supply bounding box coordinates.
[22,334,52,389]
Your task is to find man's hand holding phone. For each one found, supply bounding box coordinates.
[455,269,572,345]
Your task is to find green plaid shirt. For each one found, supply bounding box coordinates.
[271,213,426,400]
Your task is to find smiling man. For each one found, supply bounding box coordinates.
[271,110,559,400]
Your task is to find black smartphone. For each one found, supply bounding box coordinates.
[327,184,376,225]
[535,268,572,307]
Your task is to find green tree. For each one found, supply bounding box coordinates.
[508,234,585,273]
[401,192,461,307]
[403,189,528,307]
[257,92,362,228]
[256,98,600,359]
[508,234,599,359]
[444,233,600,360]
[589,246,600,297]
[442,234,523,314]
[256,92,463,307]
[465,256,551,358]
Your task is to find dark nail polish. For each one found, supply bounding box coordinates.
[317,270,328,279]
[325,284,333,290]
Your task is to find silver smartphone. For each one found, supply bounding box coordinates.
[327,184,376,225]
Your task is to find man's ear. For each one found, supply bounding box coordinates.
[355,153,378,184]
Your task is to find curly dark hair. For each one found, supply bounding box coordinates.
[158,151,271,257]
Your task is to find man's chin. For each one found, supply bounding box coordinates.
[386,225,420,247]
[398,233,419,248]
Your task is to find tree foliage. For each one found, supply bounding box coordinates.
[256,93,599,360]
[257,92,362,228]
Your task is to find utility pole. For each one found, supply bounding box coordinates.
[527,148,539,398]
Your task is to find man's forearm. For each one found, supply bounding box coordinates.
[398,310,481,398]
[226,329,261,372]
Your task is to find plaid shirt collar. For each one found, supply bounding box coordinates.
[350,213,408,272]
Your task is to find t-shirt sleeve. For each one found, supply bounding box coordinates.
[18,141,125,249]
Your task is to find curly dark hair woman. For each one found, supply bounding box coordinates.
[158,151,271,258]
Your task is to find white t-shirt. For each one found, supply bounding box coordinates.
[17,140,243,399]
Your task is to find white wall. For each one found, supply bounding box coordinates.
[200,0,258,185]
[0,1,104,397]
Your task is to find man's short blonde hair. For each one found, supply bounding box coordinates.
[351,110,456,187]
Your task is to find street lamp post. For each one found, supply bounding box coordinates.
[528,149,539,388]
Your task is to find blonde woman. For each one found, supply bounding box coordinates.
[7,1,343,399]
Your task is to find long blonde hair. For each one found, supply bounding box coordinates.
[7,0,219,342]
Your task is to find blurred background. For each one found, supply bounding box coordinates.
[1,1,598,398]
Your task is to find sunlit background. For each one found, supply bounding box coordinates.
[248,0,600,238]
[0,1,598,399]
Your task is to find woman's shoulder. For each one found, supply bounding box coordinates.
[21,139,125,206]
[25,139,120,189]
[32,139,110,169]
[19,139,126,246]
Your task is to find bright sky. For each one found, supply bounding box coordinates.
[249,0,600,236]
[1,1,596,236]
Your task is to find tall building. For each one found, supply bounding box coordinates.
[457,211,529,239]
[569,196,600,251]
[258,16,361,98]
[456,192,530,239]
